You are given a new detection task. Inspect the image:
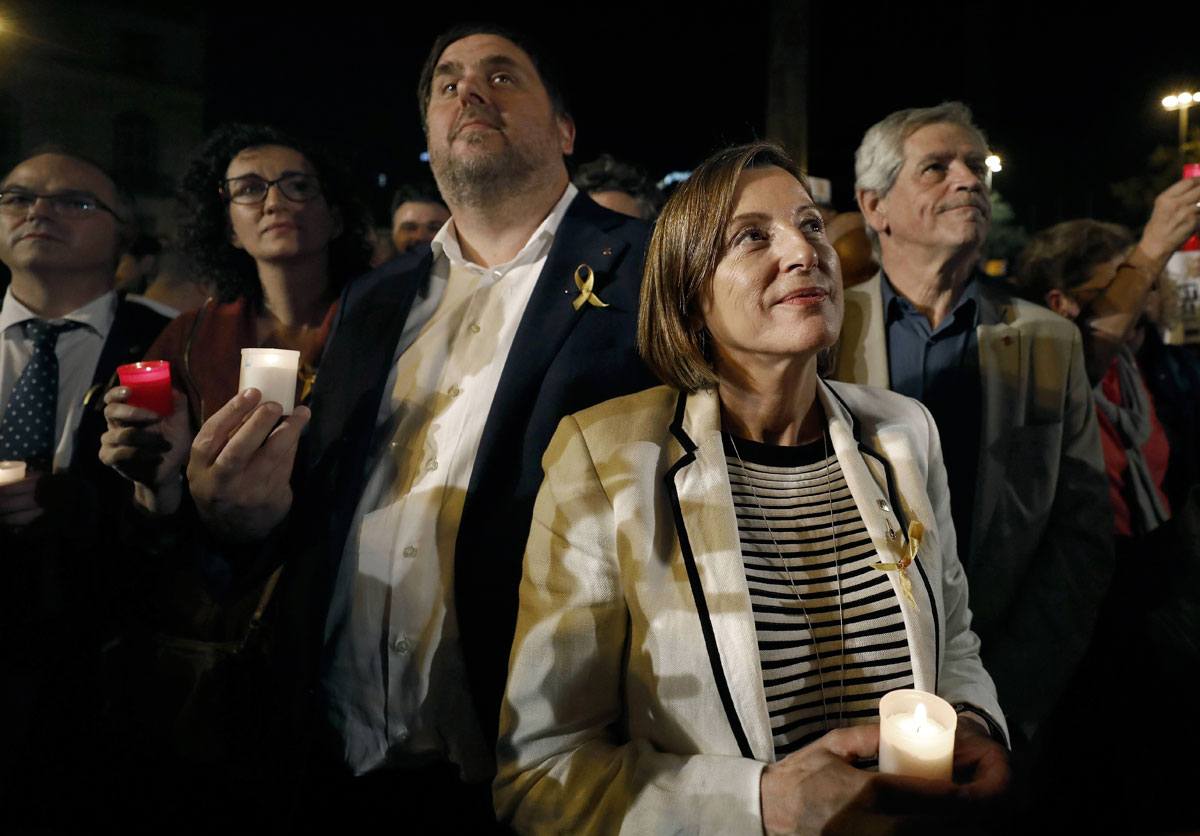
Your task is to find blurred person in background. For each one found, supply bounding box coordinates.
[1013,176,1200,835]
[390,181,450,254]
[573,152,664,219]
[93,123,370,828]
[0,148,169,827]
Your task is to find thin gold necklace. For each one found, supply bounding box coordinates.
[729,429,846,732]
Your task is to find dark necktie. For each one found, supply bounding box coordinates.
[0,319,86,472]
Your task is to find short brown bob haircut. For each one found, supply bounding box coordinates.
[637,141,811,392]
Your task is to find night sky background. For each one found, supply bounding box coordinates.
[160,2,1200,231]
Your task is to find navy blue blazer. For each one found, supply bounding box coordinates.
[271,193,658,745]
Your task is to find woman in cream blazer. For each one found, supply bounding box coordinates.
[495,144,1009,836]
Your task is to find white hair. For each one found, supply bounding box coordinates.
[854,102,990,254]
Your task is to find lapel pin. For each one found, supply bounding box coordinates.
[1002,335,1013,346]
[572,264,609,310]
[602,247,613,255]
[869,520,923,610]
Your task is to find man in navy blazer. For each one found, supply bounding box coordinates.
[184,23,655,829]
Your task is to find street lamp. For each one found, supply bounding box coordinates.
[985,154,1002,173]
[1162,91,1200,153]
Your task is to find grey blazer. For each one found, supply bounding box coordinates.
[835,273,1113,729]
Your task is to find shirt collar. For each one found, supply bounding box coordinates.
[881,270,981,331]
[0,286,118,340]
[431,183,579,272]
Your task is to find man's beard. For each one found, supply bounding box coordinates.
[430,125,562,210]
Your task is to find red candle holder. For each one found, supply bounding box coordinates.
[117,361,173,416]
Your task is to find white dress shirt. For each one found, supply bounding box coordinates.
[0,287,117,472]
[321,184,578,779]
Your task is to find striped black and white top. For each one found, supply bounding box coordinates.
[724,432,914,758]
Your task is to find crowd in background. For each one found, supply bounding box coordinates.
[1,20,1198,836]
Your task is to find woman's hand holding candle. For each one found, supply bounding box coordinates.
[100,386,192,516]
[187,388,310,544]
[761,725,961,836]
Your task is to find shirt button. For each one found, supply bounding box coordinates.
[390,440,399,449]
[403,545,417,558]
[492,270,502,279]
[469,323,481,334]
[425,459,438,472]
[392,635,411,653]
[448,385,462,398]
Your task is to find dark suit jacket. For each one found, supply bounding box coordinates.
[2,294,170,639]
[1,296,168,812]
[248,194,658,757]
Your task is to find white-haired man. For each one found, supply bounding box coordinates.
[835,103,1112,739]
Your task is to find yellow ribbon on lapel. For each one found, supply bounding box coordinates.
[572,264,609,310]
[870,520,923,611]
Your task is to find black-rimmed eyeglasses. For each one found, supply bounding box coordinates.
[220,174,323,205]
[0,189,126,221]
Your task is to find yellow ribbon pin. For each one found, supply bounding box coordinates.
[572,264,609,310]
[870,520,924,611]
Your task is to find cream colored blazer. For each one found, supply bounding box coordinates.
[495,381,1004,835]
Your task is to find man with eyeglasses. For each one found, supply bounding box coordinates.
[0,149,169,813]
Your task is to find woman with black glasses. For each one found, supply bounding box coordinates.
[99,123,370,521]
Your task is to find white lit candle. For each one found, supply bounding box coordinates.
[0,460,26,485]
[238,348,301,415]
[878,689,957,780]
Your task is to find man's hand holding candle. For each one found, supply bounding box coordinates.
[187,388,309,543]
[0,470,45,529]
[100,386,192,516]
[950,716,1010,802]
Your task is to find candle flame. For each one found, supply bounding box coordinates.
[914,701,927,732]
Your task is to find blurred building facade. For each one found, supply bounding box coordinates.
[0,1,205,237]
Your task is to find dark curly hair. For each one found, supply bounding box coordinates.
[176,123,372,305]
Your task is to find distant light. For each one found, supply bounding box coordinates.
[1181,93,1194,105]
[660,170,692,187]
[419,151,430,163]
[985,154,1002,173]
[377,173,387,188]
[1164,95,1179,108]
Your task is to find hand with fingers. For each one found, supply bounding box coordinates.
[99,385,193,516]
[760,724,979,836]
[0,472,46,529]
[951,717,1010,802]
[187,388,310,544]
[1137,176,1200,268]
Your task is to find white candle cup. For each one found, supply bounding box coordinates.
[0,460,26,485]
[878,689,957,780]
[238,348,301,415]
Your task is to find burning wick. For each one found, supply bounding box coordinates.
[914,702,927,734]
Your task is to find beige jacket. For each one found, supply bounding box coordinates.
[494,381,1004,835]
[835,274,1113,727]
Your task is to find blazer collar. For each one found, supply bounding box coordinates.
[306,251,430,467]
[469,193,633,496]
[666,382,940,761]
